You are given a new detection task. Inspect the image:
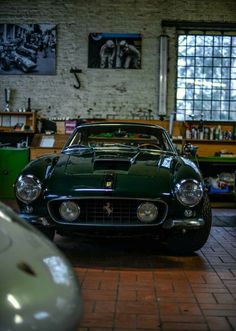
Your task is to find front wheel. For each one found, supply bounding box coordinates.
[166,194,212,254]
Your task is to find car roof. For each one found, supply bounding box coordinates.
[76,121,166,131]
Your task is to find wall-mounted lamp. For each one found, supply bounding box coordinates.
[158,35,168,115]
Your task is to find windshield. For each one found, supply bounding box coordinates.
[63,123,176,153]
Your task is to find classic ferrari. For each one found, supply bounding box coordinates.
[15,122,212,252]
[0,201,82,331]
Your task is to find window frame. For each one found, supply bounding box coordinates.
[175,31,236,122]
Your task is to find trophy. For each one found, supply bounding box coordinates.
[26,97,32,112]
[4,88,11,112]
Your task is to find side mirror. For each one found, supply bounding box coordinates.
[183,142,198,157]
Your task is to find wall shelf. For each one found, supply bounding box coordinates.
[0,111,36,133]
[176,139,236,144]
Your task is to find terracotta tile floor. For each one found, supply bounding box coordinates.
[53,208,236,331]
[2,200,236,330]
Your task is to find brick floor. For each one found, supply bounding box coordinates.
[54,221,236,331]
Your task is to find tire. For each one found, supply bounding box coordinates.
[167,194,212,254]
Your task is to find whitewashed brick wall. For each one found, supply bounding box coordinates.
[0,0,236,120]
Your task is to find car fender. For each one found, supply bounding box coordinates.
[17,154,60,183]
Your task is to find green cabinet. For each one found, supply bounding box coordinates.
[0,147,29,199]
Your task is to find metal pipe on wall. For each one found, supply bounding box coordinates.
[158,35,168,116]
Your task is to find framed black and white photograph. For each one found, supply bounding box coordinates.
[0,23,56,75]
[88,33,142,69]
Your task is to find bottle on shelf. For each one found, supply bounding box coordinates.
[203,127,210,140]
[191,126,197,139]
[219,127,223,141]
[210,127,214,140]
[185,126,191,139]
[233,125,236,140]
[197,123,204,140]
[214,126,220,140]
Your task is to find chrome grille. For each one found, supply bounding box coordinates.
[48,198,167,225]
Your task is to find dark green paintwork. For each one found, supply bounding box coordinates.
[15,123,207,241]
[20,150,201,202]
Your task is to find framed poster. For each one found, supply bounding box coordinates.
[88,33,142,69]
[0,23,56,75]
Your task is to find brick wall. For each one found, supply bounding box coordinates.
[0,0,236,120]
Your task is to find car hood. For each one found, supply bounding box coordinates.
[65,150,171,174]
[45,150,182,197]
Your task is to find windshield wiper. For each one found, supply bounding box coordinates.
[63,145,94,153]
[101,143,138,149]
[138,148,176,155]
[64,144,91,149]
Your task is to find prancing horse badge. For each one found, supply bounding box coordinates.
[103,202,113,217]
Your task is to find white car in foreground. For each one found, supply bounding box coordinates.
[0,201,82,331]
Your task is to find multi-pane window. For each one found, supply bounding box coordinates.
[176,34,236,121]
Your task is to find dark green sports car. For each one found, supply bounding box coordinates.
[15,122,212,252]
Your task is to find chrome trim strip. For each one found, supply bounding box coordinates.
[74,188,113,192]
[162,218,205,229]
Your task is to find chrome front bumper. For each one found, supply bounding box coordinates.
[162,218,205,229]
[19,212,205,232]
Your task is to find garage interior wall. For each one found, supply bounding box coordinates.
[0,0,236,120]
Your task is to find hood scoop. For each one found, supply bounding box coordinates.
[93,158,131,171]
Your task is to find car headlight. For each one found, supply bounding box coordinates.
[175,179,203,207]
[137,202,158,223]
[15,175,42,203]
[59,201,80,222]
